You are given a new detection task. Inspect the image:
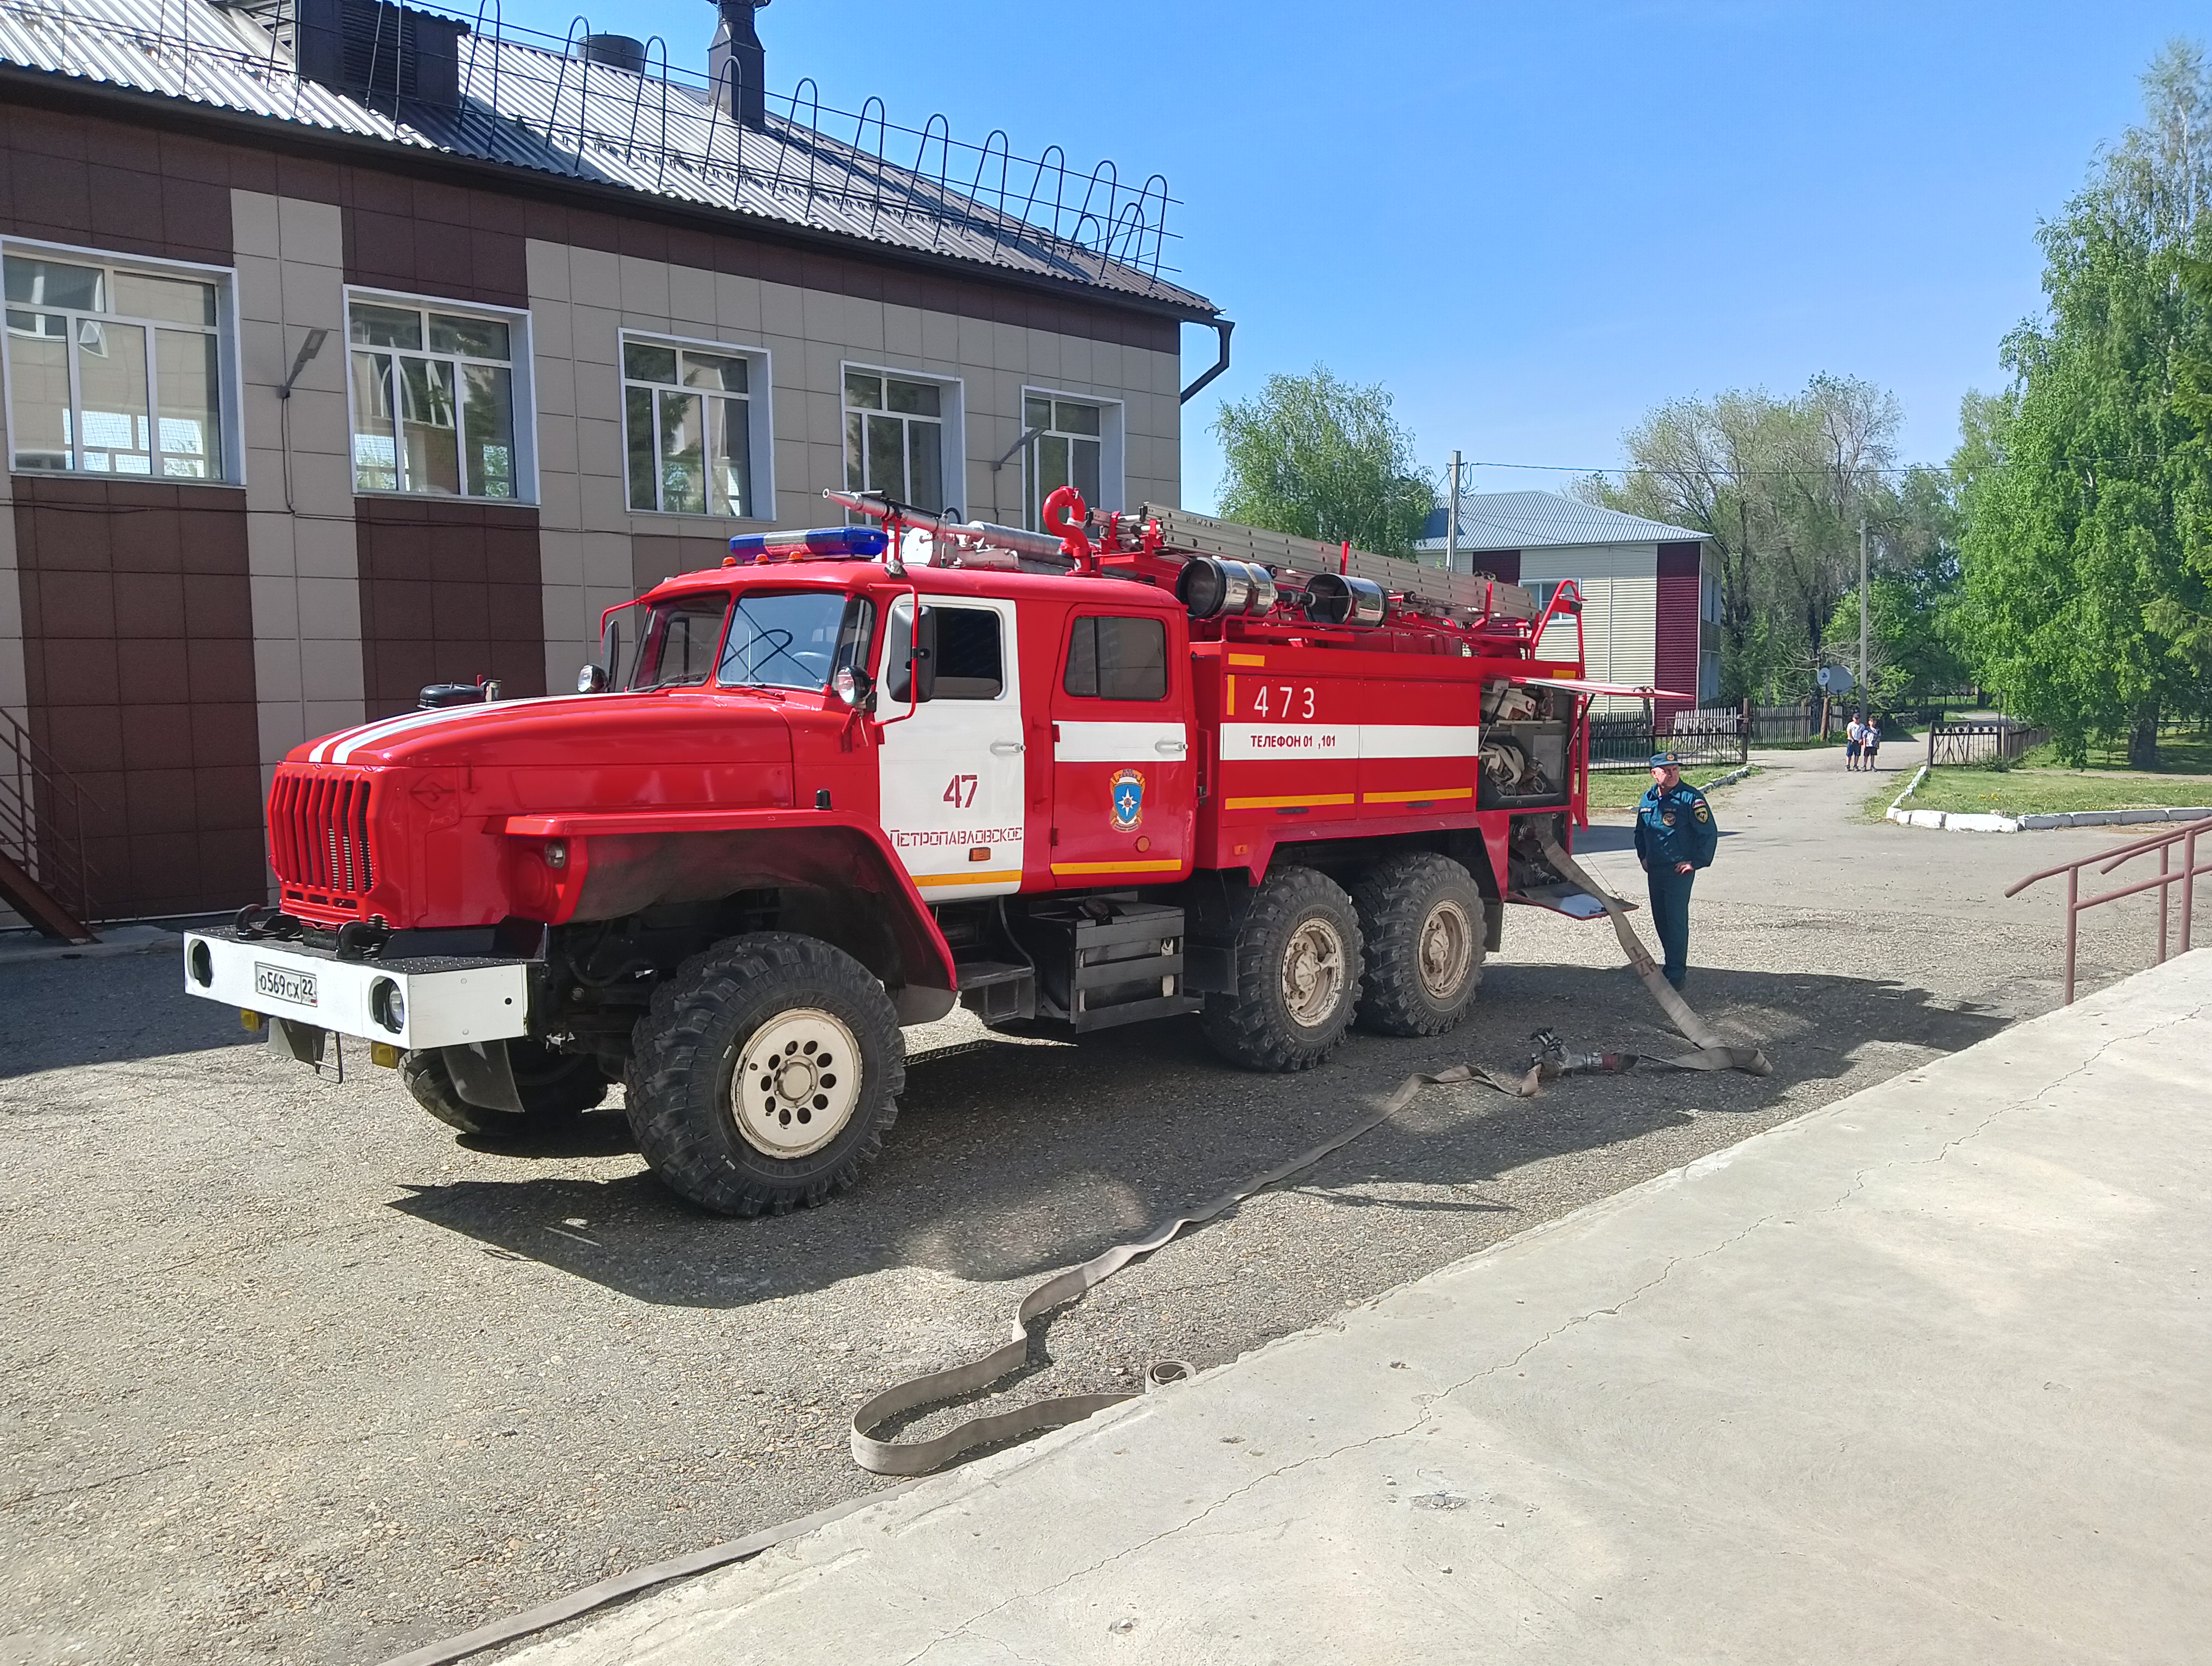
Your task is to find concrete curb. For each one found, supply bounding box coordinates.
[1887,800,2212,834]
[1881,763,2212,834]
[1700,764,1757,791]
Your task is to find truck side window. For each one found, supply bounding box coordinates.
[886,603,1002,701]
[930,607,1004,700]
[1063,616,1167,701]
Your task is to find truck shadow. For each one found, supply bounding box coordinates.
[387,963,2024,1311]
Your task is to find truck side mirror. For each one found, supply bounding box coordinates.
[912,605,937,703]
[600,616,625,689]
[886,602,937,705]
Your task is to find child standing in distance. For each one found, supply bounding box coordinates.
[1844,715,1863,772]
[1863,716,1881,770]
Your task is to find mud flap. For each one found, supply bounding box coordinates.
[441,1040,524,1112]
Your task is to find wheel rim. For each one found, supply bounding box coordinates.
[1281,917,1347,1029]
[730,1009,861,1159]
[1417,898,1476,1003]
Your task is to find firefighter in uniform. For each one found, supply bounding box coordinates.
[1634,752,1718,990]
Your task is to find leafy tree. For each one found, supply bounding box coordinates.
[1580,375,1902,703]
[1957,40,2212,766]
[1213,367,1436,558]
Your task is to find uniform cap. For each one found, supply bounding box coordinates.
[1648,751,1680,767]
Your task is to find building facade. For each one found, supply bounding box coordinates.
[0,0,1219,923]
[1417,492,1716,717]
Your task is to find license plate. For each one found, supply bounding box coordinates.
[254,962,319,1008]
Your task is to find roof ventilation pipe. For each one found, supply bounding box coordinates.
[581,33,646,72]
[708,0,770,129]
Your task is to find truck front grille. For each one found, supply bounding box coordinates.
[269,768,377,914]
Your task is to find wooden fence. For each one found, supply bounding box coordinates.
[1926,722,2050,767]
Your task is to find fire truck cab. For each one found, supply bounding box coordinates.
[181,494,1641,1217]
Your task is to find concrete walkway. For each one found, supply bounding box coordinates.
[513,951,2212,1666]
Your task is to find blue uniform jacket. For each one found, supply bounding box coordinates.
[1635,782,1718,873]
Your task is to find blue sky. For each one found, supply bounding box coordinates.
[530,1,2202,507]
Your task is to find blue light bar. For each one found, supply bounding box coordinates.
[727,527,889,564]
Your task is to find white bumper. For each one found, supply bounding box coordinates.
[182,931,532,1050]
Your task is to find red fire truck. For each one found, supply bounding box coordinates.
[181,491,1655,1216]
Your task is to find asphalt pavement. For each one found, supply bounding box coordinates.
[0,746,2188,1665]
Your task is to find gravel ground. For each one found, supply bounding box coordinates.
[0,746,2183,1666]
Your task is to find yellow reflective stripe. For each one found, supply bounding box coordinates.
[1048,860,1186,875]
[912,870,1021,888]
[1223,793,1356,810]
[1227,653,1266,667]
[1361,787,1475,804]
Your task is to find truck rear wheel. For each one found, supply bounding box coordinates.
[1201,866,1364,1072]
[625,932,903,1218]
[1352,853,1486,1036]
[401,1040,607,1140]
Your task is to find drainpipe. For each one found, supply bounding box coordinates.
[1178,319,1234,405]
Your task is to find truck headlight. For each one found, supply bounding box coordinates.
[370,977,406,1034]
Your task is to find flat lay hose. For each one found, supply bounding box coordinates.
[381,856,1765,1663]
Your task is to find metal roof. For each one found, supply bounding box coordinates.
[1416,491,1706,552]
[0,0,1216,317]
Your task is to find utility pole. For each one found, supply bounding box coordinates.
[1444,451,1462,573]
[1857,517,1869,716]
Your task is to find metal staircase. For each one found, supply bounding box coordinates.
[0,706,102,943]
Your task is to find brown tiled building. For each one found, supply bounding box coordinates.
[0,0,1222,924]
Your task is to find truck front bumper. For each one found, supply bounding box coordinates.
[181,927,534,1052]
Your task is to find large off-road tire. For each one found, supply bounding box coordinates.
[1352,853,1486,1036]
[1201,866,1364,1072]
[401,1039,607,1139]
[624,933,903,1217]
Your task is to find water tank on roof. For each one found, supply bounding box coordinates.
[581,33,646,72]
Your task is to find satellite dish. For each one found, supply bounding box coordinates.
[1817,664,1855,695]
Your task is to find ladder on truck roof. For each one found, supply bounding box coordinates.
[1133,503,1541,624]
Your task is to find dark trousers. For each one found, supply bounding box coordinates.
[1647,868,1694,988]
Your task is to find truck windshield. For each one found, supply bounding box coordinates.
[628,596,729,689]
[718,592,873,691]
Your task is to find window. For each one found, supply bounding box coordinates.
[1531,580,1578,612]
[4,250,227,478]
[1064,615,1167,701]
[885,601,1002,702]
[844,369,949,511]
[349,296,524,499]
[1023,394,1104,529]
[717,593,873,691]
[622,335,762,517]
[628,595,729,689]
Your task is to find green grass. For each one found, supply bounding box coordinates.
[2014,732,2212,773]
[1586,765,1757,812]
[1883,766,2212,819]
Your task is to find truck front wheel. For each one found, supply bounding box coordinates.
[1201,866,1364,1072]
[1352,853,1486,1035]
[625,933,904,1218]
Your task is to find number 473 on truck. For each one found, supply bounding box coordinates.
[181,489,1675,1218]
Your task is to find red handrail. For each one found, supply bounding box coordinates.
[2005,819,2211,1003]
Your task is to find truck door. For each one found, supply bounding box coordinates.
[877,595,1025,899]
[1049,608,1193,885]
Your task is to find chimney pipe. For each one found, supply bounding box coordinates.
[708,0,769,129]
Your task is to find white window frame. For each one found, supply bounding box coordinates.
[343,285,537,504]
[1,236,243,485]
[618,329,774,521]
[1019,385,1124,530]
[840,361,964,517]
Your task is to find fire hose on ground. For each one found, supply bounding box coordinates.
[381,849,1767,1666]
